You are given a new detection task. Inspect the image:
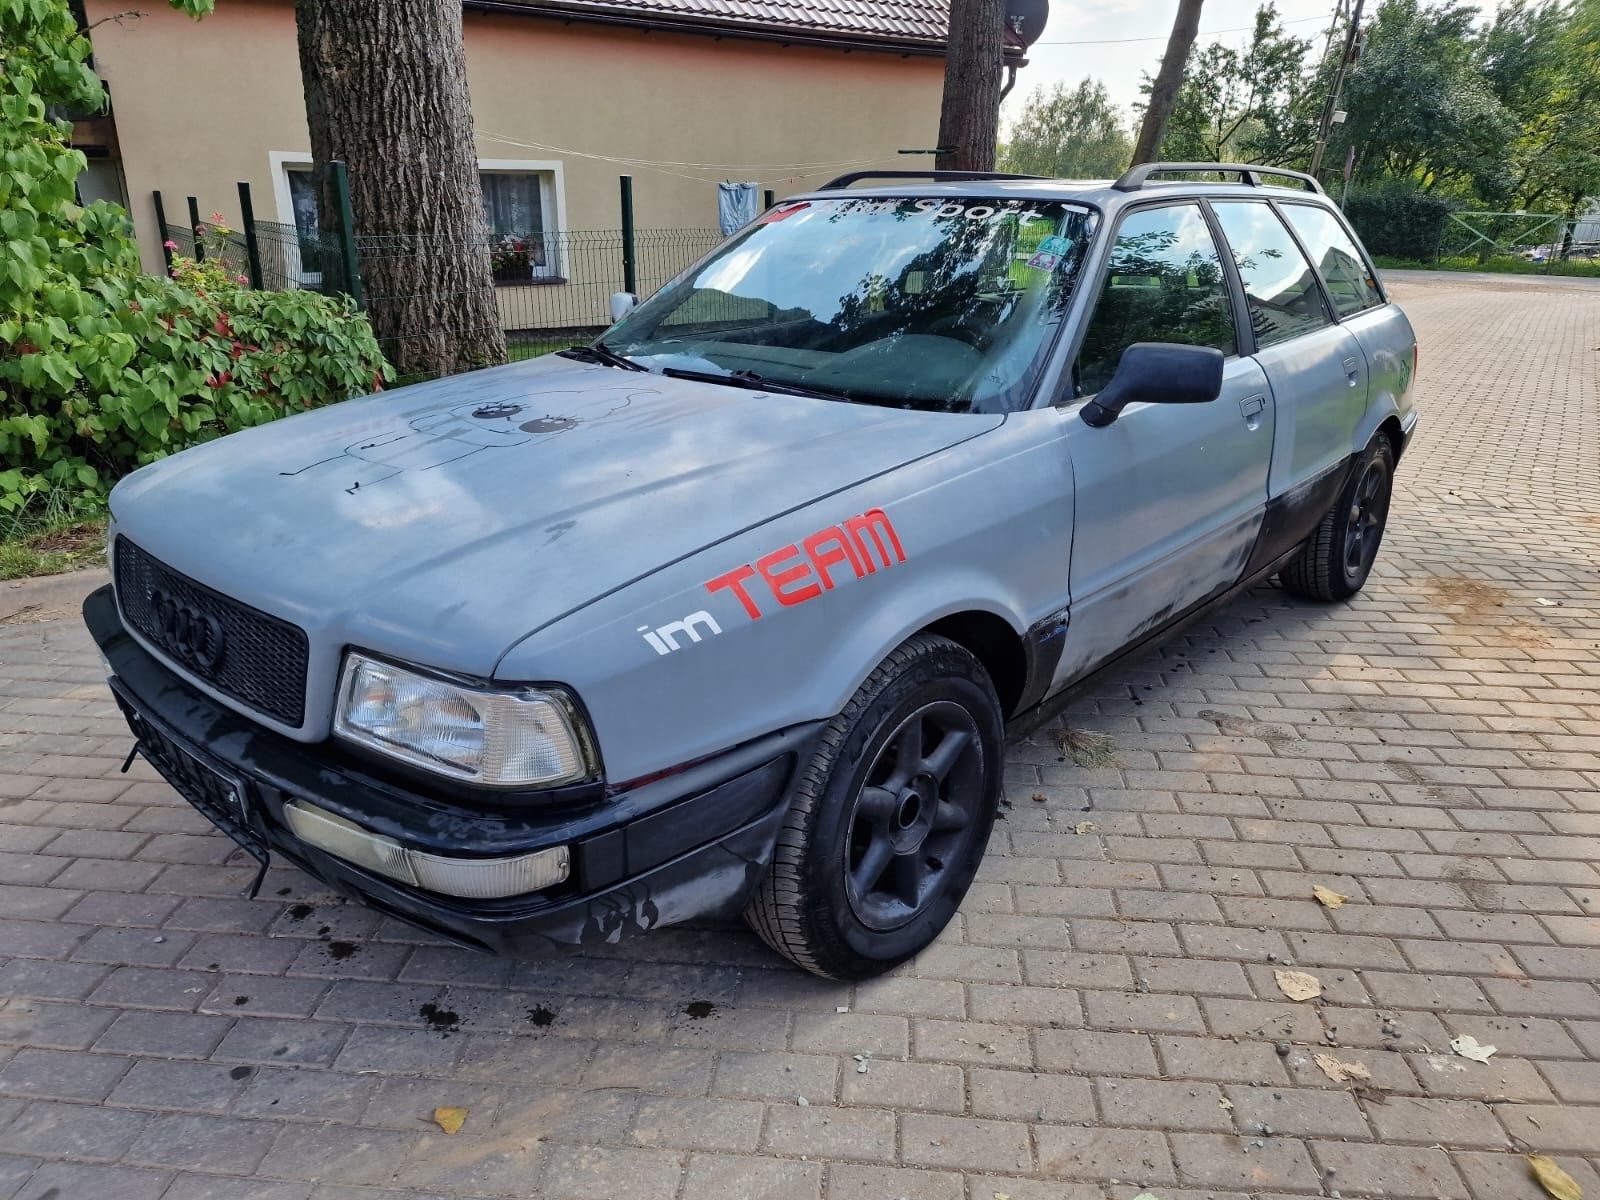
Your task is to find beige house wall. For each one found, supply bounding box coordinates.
[84,0,945,281]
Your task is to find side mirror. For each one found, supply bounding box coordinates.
[609,291,639,322]
[1080,342,1225,428]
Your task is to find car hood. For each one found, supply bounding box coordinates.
[110,355,1002,677]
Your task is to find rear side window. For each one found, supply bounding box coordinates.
[1210,201,1332,348]
[1280,204,1383,316]
[1073,203,1236,396]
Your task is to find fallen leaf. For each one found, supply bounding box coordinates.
[993,1193,1011,1200]
[1313,885,1349,908]
[1312,1052,1371,1083]
[1451,1034,1497,1063]
[1529,1155,1583,1200]
[797,1095,809,1106]
[1073,820,1098,835]
[432,1106,467,1135]
[1275,969,1323,1001]
[1031,792,1047,803]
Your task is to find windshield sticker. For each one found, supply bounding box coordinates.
[703,507,906,622]
[756,202,809,225]
[1026,250,1061,271]
[1038,235,1072,255]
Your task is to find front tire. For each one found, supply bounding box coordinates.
[1280,437,1395,601]
[745,634,1003,980]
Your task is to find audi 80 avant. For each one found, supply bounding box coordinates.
[87,162,1418,978]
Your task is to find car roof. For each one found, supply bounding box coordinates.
[791,177,1335,214]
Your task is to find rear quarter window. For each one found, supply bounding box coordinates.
[1280,204,1384,317]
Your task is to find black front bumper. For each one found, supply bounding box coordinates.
[85,585,815,955]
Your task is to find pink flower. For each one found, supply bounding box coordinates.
[163,240,178,249]
[235,274,248,285]
[211,211,226,222]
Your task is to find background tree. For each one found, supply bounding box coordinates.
[1001,79,1133,177]
[1482,0,1600,214]
[295,0,506,377]
[1131,0,1207,164]
[1157,5,1317,163]
[936,0,1007,170]
[1328,0,1517,198]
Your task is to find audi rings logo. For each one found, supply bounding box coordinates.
[146,587,225,672]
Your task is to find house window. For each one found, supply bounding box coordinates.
[481,171,556,282]
[276,159,560,286]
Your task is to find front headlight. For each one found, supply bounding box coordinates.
[333,653,595,788]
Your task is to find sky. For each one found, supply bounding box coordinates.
[999,0,1349,134]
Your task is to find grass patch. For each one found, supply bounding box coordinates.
[1373,253,1600,278]
[0,492,108,581]
[1051,726,1120,768]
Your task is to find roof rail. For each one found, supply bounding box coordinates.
[1112,162,1323,194]
[818,169,1048,190]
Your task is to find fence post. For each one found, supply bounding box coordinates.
[236,180,265,290]
[152,191,173,271]
[329,160,364,309]
[187,196,204,260]
[763,189,775,210]
[619,174,637,295]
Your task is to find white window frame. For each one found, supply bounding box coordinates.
[269,151,567,287]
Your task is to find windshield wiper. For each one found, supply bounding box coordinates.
[659,366,845,403]
[558,342,646,371]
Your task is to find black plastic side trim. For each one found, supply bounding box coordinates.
[1241,454,1357,578]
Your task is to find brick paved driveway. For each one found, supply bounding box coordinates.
[1,271,1596,1200]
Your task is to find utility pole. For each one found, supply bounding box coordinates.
[1309,0,1364,177]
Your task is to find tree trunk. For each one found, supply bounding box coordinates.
[935,0,1006,171]
[295,0,506,378]
[1131,0,1206,166]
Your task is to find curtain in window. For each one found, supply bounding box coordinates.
[480,173,543,237]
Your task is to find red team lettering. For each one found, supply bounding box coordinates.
[705,508,905,620]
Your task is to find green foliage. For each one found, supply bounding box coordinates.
[0,0,390,516]
[1342,183,1457,258]
[1156,5,1319,164]
[1331,0,1518,199]
[1000,79,1133,180]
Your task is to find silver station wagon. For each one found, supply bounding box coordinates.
[87,162,1418,979]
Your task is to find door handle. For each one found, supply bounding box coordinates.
[1342,356,1361,386]
[1238,394,1266,429]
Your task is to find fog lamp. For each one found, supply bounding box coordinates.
[283,800,569,899]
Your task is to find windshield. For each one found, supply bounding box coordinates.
[605,196,1097,413]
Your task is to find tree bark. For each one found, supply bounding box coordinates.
[295,0,506,377]
[1131,0,1207,166]
[935,0,1006,171]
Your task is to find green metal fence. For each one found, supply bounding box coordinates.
[156,177,722,378]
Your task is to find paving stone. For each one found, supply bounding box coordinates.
[1035,1124,1175,1183]
[681,1153,817,1200]
[900,1112,1032,1172]
[1309,1139,1469,1199]
[0,1047,130,1102]
[969,1066,1094,1122]
[1096,1077,1232,1131]
[762,1101,896,1161]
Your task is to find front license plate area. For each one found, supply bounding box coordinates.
[110,681,269,868]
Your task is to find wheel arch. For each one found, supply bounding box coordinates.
[921,609,1031,718]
